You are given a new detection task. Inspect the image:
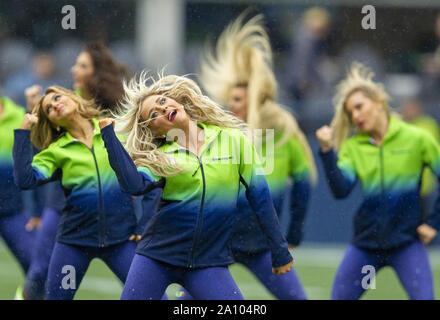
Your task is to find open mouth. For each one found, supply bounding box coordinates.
[57,105,64,114]
[167,109,177,121]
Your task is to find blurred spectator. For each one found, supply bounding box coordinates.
[420,13,440,76]
[401,97,440,220]
[419,12,440,102]
[2,51,59,107]
[0,39,33,86]
[284,7,331,106]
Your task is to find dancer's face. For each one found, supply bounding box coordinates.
[345,90,384,133]
[41,92,78,127]
[228,86,247,121]
[141,94,188,136]
[71,52,94,92]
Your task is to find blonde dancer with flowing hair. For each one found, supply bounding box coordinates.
[98,72,293,300]
[176,13,313,300]
[316,62,439,299]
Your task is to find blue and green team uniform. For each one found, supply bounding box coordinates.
[22,88,110,299]
[21,149,65,300]
[100,122,293,300]
[178,132,311,300]
[0,97,35,275]
[13,119,145,300]
[21,88,152,300]
[319,116,440,299]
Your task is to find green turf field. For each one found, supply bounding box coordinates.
[1,242,440,300]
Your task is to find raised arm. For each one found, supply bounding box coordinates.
[13,129,60,189]
[13,114,60,189]
[100,121,164,196]
[286,137,312,247]
[316,125,357,198]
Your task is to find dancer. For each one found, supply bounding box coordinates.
[13,86,143,300]
[71,42,132,115]
[177,13,315,300]
[99,72,293,300]
[316,62,440,300]
[21,42,135,299]
[17,85,66,300]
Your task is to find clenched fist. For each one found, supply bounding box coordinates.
[25,85,42,113]
[99,118,115,129]
[316,125,334,153]
[20,113,39,130]
[417,224,437,245]
[272,259,294,275]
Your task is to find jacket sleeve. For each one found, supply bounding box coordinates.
[421,131,440,230]
[238,132,293,268]
[318,141,357,199]
[28,145,48,218]
[286,138,311,246]
[13,129,60,189]
[100,124,164,196]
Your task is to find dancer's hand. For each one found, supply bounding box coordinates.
[316,125,334,153]
[272,260,294,275]
[99,118,115,129]
[417,224,437,245]
[26,217,41,231]
[129,234,142,243]
[20,113,39,130]
[24,85,42,113]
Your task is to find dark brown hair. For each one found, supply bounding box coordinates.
[83,42,133,115]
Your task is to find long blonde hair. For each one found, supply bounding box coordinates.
[115,72,247,177]
[31,86,100,150]
[199,13,317,183]
[331,62,391,150]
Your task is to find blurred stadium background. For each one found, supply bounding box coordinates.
[2,0,440,299]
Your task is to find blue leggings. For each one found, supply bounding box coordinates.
[46,241,137,300]
[177,250,306,300]
[0,211,35,274]
[121,254,244,300]
[24,207,59,299]
[332,240,434,300]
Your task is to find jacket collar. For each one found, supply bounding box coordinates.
[356,115,401,145]
[56,118,101,147]
[161,122,222,155]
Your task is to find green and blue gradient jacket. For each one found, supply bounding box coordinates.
[319,116,440,249]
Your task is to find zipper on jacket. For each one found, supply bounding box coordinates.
[378,145,387,241]
[171,129,220,268]
[380,147,385,201]
[188,154,206,268]
[90,146,106,248]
